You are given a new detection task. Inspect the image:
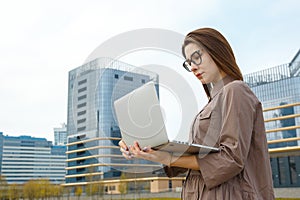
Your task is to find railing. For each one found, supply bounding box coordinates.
[264,102,300,153]
[63,102,300,190]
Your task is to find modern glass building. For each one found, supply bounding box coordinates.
[65,58,161,188]
[0,132,66,184]
[244,49,300,187]
[54,123,67,145]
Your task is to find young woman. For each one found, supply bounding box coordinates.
[119,28,275,200]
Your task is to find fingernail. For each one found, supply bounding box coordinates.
[142,147,148,152]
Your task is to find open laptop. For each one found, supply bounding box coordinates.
[113,81,219,155]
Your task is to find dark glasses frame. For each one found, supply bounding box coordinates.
[182,50,202,72]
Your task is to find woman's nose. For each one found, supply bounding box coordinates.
[191,63,199,72]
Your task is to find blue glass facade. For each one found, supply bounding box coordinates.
[244,50,300,187]
[245,63,300,148]
[66,58,160,184]
[0,132,66,184]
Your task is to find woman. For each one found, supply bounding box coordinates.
[119,28,274,199]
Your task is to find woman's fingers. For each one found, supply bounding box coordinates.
[119,140,155,160]
[120,147,134,160]
[119,140,134,159]
[129,142,153,160]
[118,140,128,150]
[133,141,141,150]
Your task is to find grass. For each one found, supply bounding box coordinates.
[124,199,300,200]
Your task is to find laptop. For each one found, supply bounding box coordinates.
[113,81,219,155]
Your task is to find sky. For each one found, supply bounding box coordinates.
[0,0,299,142]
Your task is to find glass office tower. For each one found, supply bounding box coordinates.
[66,58,160,185]
[244,49,300,187]
[244,51,300,148]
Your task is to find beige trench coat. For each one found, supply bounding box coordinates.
[164,76,275,200]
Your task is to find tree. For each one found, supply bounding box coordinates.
[38,179,51,200]
[8,184,20,200]
[23,180,38,200]
[75,186,82,200]
[86,182,100,198]
[119,173,128,200]
[52,184,63,200]
[0,176,8,200]
[63,187,71,200]
[97,183,104,199]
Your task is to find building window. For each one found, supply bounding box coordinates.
[77,126,86,132]
[77,102,87,109]
[124,76,133,81]
[78,79,87,86]
[278,157,288,185]
[77,151,86,156]
[76,177,84,181]
[289,156,297,184]
[141,79,145,83]
[78,87,87,93]
[77,118,86,124]
[169,180,172,191]
[77,159,85,164]
[77,110,86,116]
[109,185,116,191]
[115,74,119,79]
[76,168,85,173]
[78,95,87,101]
[77,143,84,148]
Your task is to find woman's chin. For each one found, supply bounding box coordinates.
[199,78,206,84]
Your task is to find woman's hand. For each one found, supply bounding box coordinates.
[119,140,174,166]
[119,140,133,159]
[119,140,200,170]
[128,141,174,166]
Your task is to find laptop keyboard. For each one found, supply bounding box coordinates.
[172,140,190,145]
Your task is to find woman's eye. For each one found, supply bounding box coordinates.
[192,55,200,61]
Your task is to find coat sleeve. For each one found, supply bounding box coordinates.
[163,165,188,177]
[198,82,257,189]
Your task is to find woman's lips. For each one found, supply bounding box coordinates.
[195,72,203,78]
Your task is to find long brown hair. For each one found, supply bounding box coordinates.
[182,28,243,99]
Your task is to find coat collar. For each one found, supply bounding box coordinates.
[210,75,236,99]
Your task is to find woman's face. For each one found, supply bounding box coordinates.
[184,43,226,85]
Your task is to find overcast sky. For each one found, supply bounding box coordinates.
[0,0,299,142]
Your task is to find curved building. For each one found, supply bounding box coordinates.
[66,58,161,187]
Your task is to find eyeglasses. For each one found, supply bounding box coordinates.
[182,50,202,72]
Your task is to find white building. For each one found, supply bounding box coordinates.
[0,132,66,184]
[54,123,67,145]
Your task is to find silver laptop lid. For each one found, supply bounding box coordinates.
[114,82,169,148]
